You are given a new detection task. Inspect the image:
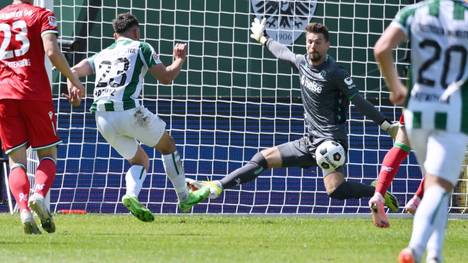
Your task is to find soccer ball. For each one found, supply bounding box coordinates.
[315,140,346,170]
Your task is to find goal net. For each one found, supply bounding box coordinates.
[33,0,467,214]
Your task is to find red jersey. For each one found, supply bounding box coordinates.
[0,3,58,101]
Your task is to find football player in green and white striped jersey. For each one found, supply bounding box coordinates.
[66,13,210,221]
[374,1,468,262]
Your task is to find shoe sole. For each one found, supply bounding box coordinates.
[29,200,55,233]
[23,221,41,235]
[370,203,389,228]
[122,197,154,222]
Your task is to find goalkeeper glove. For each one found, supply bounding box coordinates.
[250,17,268,45]
[380,120,399,139]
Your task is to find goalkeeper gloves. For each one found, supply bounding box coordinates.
[380,120,399,139]
[250,17,268,45]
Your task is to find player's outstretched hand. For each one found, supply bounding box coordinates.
[250,17,267,45]
[173,43,187,61]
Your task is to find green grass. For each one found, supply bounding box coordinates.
[0,214,467,263]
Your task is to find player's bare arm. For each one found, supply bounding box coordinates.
[374,26,408,105]
[42,33,82,88]
[42,32,84,105]
[64,59,94,106]
[148,43,187,84]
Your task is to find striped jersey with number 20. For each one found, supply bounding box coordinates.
[392,0,468,134]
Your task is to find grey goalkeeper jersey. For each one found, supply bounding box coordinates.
[265,39,386,144]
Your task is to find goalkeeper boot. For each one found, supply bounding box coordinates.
[398,248,415,263]
[122,194,154,222]
[383,191,399,213]
[20,209,41,235]
[404,196,421,215]
[29,193,55,233]
[369,193,389,228]
[178,186,210,213]
[185,178,223,199]
[371,180,399,213]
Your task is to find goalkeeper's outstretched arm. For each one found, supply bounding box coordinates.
[250,17,297,65]
[351,94,399,138]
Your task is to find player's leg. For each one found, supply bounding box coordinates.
[186,147,276,200]
[369,128,409,227]
[127,106,209,213]
[96,110,154,222]
[126,146,149,198]
[400,130,466,263]
[8,146,41,234]
[314,140,398,209]
[373,127,410,197]
[425,197,448,263]
[219,146,281,188]
[0,100,40,234]
[122,145,154,222]
[192,137,315,199]
[154,132,210,212]
[401,175,452,263]
[23,100,61,233]
[29,146,58,233]
[323,171,374,199]
[404,176,425,214]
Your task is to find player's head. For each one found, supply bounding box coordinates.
[305,23,330,65]
[112,13,140,40]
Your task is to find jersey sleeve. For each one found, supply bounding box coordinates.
[139,42,162,68]
[390,4,417,37]
[87,54,97,74]
[39,9,58,37]
[265,39,299,69]
[335,69,359,99]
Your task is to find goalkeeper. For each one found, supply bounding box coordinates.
[187,18,399,208]
[66,13,210,220]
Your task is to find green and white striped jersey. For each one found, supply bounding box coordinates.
[392,0,468,134]
[87,37,161,112]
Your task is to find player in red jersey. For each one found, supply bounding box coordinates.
[0,0,83,234]
[369,114,426,228]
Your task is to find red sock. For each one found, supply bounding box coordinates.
[375,145,409,196]
[34,158,56,197]
[8,165,30,210]
[415,176,425,198]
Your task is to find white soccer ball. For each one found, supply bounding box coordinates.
[315,140,346,170]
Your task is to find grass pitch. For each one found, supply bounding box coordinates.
[0,214,467,263]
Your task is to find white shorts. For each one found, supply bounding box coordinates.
[95,106,166,159]
[404,124,467,186]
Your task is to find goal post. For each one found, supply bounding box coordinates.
[24,0,466,214]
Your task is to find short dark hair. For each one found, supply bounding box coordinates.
[305,23,329,41]
[112,13,139,34]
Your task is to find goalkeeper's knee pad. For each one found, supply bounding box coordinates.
[328,182,348,200]
[249,152,268,169]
